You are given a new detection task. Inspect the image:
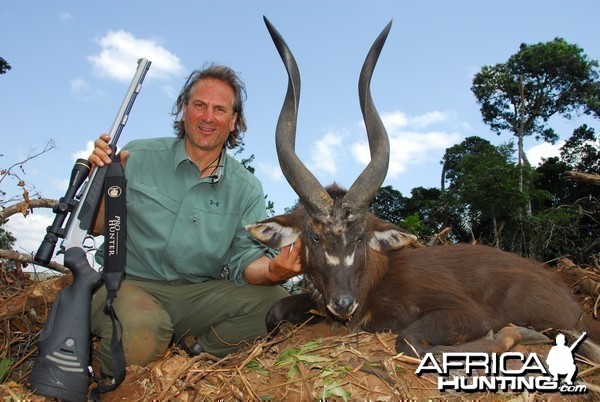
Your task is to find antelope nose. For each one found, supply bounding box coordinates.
[334,296,355,314]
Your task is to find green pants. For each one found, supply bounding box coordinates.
[91,276,289,376]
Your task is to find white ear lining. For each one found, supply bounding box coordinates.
[369,229,417,251]
[245,222,301,248]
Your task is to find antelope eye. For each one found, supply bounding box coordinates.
[309,232,320,243]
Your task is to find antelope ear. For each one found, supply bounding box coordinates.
[245,215,301,249]
[369,230,417,251]
[368,217,417,251]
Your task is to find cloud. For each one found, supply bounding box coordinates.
[88,30,185,82]
[258,161,284,182]
[71,140,96,161]
[307,131,345,175]
[4,211,54,255]
[5,210,100,271]
[382,111,449,130]
[58,12,72,22]
[351,110,463,178]
[70,77,102,100]
[527,141,563,167]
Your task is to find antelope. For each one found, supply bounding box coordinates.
[247,17,600,359]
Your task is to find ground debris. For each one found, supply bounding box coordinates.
[2,261,600,401]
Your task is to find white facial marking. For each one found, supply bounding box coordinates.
[344,251,355,267]
[324,252,340,266]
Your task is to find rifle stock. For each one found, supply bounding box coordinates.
[28,58,151,402]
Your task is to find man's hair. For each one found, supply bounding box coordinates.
[172,64,247,149]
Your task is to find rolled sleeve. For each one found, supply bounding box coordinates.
[226,192,277,286]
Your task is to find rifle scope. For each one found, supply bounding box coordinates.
[34,159,92,265]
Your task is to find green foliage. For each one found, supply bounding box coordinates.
[528,204,597,263]
[274,340,352,401]
[0,57,11,75]
[560,124,599,172]
[472,38,600,142]
[441,136,497,191]
[275,340,332,380]
[398,214,423,234]
[0,222,16,250]
[0,357,13,383]
[472,38,600,226]
[454,142,524,217]
[532,125,599,263]
[368,185,405,224]
[451,141,525,246]
[368,185,451,241]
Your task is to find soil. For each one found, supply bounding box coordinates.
[2,261,600,401]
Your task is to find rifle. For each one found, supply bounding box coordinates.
[569,331,587,351]
[28,58,151,401]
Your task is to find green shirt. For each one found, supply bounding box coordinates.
[116,137,273,286]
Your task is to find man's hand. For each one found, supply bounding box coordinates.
[267,239,303,283]
[89,133,129,235]
[89,133,129,168]
[244,240,303,285]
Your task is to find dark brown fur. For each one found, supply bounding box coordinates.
[266,234,600,356]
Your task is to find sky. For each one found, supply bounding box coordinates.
[2,0,599,258]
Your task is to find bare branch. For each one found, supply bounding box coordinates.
[0,139,56,185]
[0,198,58,221]
[0,248,68,274]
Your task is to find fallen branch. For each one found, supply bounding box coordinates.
[0,249,68,274]
[563,171,600,186]
[0,198,57,221]
[427,227,452,247]
[0,274,71,320]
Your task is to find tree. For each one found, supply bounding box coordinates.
[455,142,527,248]
[0,223,16,250]
[368,185,450,242]
[369,185,405,224]
[402,186,452,240]
[560,124,599,173]
[0,57,10,75]
[532,126,599,263]
[535,125,598,208]
[471,38,600,215]
[0,57,11,75]
[441,136,497,193]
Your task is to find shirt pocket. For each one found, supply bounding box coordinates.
[128,180,181,214]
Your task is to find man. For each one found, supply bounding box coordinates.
[89,64,302,377]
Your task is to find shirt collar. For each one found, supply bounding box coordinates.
[174,138,226,183]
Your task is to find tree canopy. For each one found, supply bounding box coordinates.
[471,37,600,204]
[0,57,11,75]
[472,38,600,147]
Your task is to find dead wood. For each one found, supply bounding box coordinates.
[564,171,600,186]
[0,274,71,320]
[0,198,57,221]
[427,226,453,246]
[0,249,68,275]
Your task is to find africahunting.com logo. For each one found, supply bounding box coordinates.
[415,332,588,395]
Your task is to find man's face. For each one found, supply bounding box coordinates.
[182,78,237,154]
